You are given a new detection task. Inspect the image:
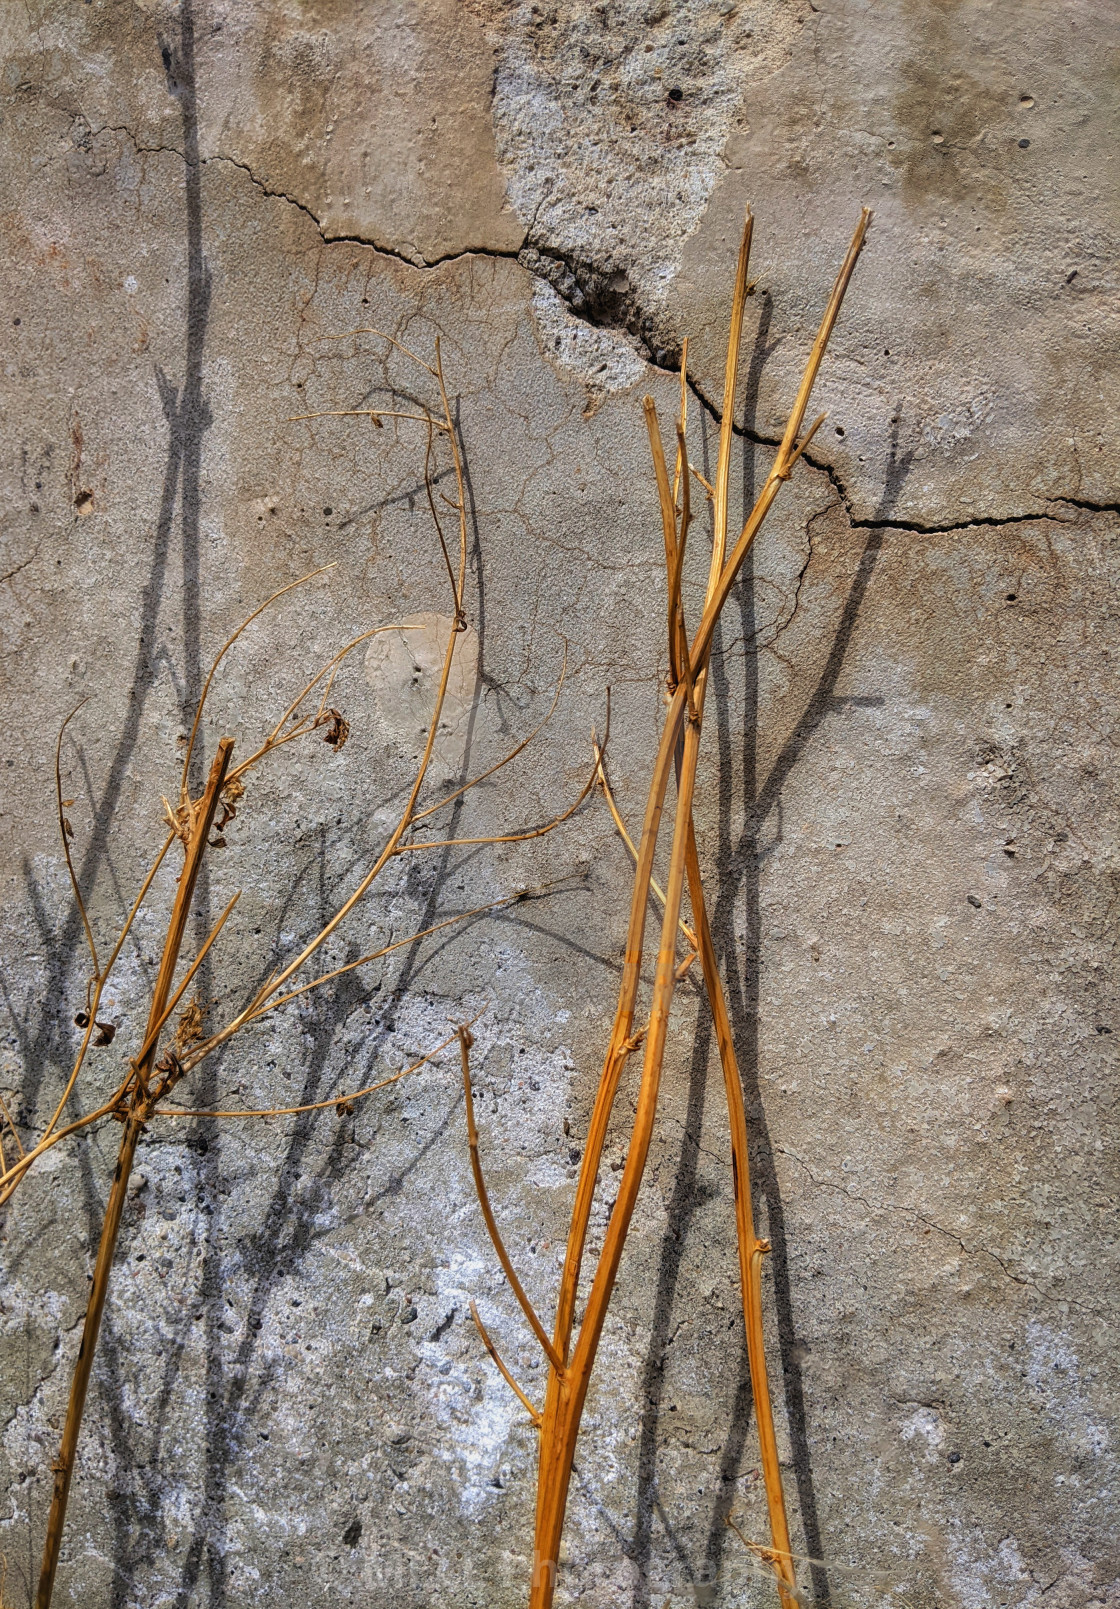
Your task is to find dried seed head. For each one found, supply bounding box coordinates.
[175,997,206,1052]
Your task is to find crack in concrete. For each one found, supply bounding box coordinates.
[86,119,1120,540]
[777,1144,1111,1318]
[0,546,40,587]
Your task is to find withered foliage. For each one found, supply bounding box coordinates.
[15,208,870,1609]
[20,334,591,1609]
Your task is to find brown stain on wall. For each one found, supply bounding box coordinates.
[889,59,1014,211]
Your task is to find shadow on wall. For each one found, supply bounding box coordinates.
[8,5,912,1603]
[631,289,914,1605]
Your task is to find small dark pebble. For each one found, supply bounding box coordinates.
[967,894,982,909]
[1018,138,1030,148]
[400,1305,418,1324]
[948,1451,962,1465]
[569,1147,582,1164]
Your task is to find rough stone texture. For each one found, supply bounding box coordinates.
[0,3,1117,1608]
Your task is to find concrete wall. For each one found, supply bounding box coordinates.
[1,2,1117,1605]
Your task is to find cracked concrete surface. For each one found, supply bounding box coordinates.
[0,2,1117,1607]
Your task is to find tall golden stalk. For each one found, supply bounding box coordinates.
[458,208,871,1606]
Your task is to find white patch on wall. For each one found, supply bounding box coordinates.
[901,1404,945,1455]
[365,613,481,780]
[1025,1320,1111,1459]
[530,280,646,397]
[425,1252,520,1518]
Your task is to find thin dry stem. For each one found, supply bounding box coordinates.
[284,408,447,430]
[0,1095,24,1159]
[177,566,334,811]
[409,653,568,827]
[130,891,240,1072]
[37,737,234,1609]
[460,1026,564,1373]
[190,879,566,1044]
[593,742,696,951]
[159,1024,464,1119]
[470,1300,542,1425]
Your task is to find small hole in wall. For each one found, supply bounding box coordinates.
[668,86,683,102]
[834,425,845,438]
[1006,593,1017,601]
[1020,94,1035,107]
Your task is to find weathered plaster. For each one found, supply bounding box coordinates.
[1,4,1117,1608]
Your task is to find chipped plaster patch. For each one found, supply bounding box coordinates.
[531,279,647,400]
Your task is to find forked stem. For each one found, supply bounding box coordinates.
[461,1028,564,1374]
[527,208,869,1609]
[36,739,234,1609]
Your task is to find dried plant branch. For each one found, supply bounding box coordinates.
[460,1026,564,1373]
[390,758,600,858]
[284,408,445,431]
[181,348,475,1074]
[129,891,240,1073]
[0,828,179,1208]
[593,741,696,952]
[319,324,438,376]
[725,1514,803,1603]
[470,1300,542,1426]
[184,879,568,1051]
[645,394,685,694]
[226,622,414,786]
[26,328,586,1608]
[525,207,870,1609]
[410,651,568,827]
[37,737,234,1609]
[177,567,334,813]
[0,1094,24,1160]
[158,1023,465,1119]
[423,410,461,611]
[684,821,796,1602]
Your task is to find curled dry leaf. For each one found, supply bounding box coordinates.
[93,1022,116,1047]
[214,776,245,831]
[318,708,350,749]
